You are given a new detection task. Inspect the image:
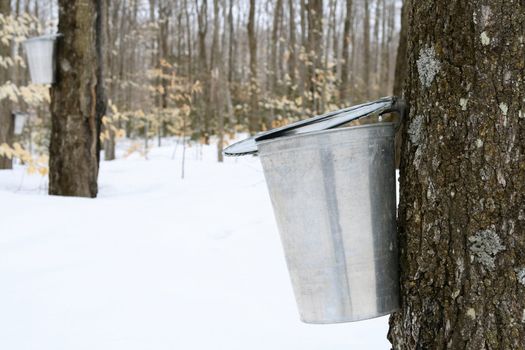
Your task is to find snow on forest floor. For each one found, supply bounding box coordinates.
[0,138,390,350]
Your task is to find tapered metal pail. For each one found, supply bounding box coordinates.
[258,123,399,323]
[13,112,29,135]
[22,34,60,85]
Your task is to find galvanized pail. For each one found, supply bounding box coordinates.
[258,123,399,323]
[22,34,61,85]
[13,112,29,135]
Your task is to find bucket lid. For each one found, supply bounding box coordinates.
[224,96,406,156]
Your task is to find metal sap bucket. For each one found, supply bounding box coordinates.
[224,97,405,324]
[13,112,29,135]
[22,34,61,85]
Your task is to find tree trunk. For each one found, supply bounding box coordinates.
[392,0,407,98]
[196,0,209,142]
[271,0,283,93]
[388,1,525,349]
[339,0,352,103]
[287,0,296,96]
[306,0,323,114]
[210,0,224,162]
[372,0,380,96]
[247,0,258,133]
[49,0,106,197]
[362,0,370,99]
[227,0,235,84]
[393,0,407,169]
[104,0,116,161]
[0,0,13,170]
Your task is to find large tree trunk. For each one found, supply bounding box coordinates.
[49,0,106,197]
[389,0,525,349]
[0,0,13,170]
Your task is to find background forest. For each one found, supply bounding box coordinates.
[0,0,401,169]
[0,2,404,348]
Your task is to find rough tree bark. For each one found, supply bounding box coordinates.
[389,0,525,349]
[49,0,106,197]
[0,0,13,170]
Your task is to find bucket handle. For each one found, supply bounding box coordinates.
[378,97,406,132]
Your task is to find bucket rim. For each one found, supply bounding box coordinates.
[22,33,62,44]
[256,121,396,149]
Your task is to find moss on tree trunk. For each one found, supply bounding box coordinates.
[388,1,525,349]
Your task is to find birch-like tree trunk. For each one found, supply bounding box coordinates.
[49,0,106,197]
[388,1,525,348]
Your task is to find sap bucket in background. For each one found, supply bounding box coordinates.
[22,34,62,85]
[224,97,406,324]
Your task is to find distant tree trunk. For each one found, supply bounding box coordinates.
[388,1,525,348]
[158,1,171,147]
[298,0,307,112]
[49,0,106,197]
[287,0,297,96]
[331,0,340,81]
[339,0,352,102]
[184,0,193,81]
[210,0,224,162]
[247,0,258,133]
[372,0,380,96]
[104,0,116,161]
[196,0,209,142]
[306,0,323,113]
[392,0,407,97]
[380,0,394,97]
[0,0,13,170]
[362,0,370,99]
[393,0,407,169]
[227,0,235,84]
[271,0,283,93]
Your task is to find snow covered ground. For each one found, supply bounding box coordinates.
[0,139,390,350]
